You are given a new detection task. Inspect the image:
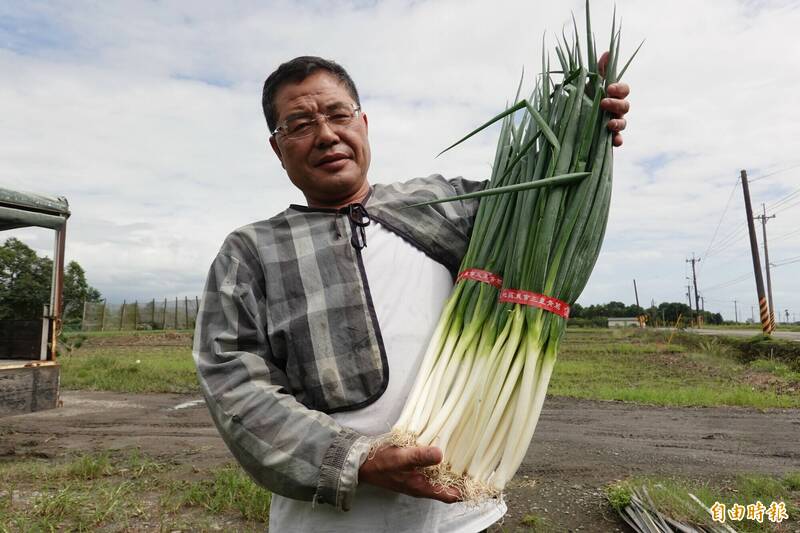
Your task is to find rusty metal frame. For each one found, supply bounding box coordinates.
[0,187,70,362]
[47,225,67,361]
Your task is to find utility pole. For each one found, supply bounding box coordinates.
[786,309,790,323]
[633,279,640,308]
[686,254,701,326]
[751,305,755,323]
[755,203,776,330]
[740,170,772,334]
[733,299,738,323]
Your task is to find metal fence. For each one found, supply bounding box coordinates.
[79,297,200,331]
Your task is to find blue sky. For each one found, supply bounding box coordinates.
[2,0,799,322]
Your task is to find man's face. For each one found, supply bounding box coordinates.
[269,71,371,208]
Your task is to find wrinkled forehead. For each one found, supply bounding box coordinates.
[273,71,355,120]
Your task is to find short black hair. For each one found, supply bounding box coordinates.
[262,56,361,133]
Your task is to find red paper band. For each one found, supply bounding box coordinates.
[499,289,570,319]
[457,268,503,289]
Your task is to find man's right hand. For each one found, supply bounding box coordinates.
[358,445,461,503]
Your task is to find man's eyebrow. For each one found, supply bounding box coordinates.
[323,101,352,111]
[282,102,352,122]
[283,110,314,122]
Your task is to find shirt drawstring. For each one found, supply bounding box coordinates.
[344,203,370,250]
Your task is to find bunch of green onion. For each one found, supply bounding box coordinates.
[391,4,640,498]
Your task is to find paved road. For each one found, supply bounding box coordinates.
[682,327,800,342]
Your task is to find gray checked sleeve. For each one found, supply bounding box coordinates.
[447,176,488,233]
[192,245,372,511]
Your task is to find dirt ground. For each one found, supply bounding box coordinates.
[2,392,798,531]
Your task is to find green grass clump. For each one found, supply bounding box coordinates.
[605,483,632,512]
[66,453,113,480]
[519,512,552,531]
[0,453,113,484]
[166,465,271,522]
[748,359,800,380]
[0,479,135,532]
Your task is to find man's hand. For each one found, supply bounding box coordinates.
[359,445,461,503]
[597,51,631,147]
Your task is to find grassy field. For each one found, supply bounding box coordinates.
[0,450,270,532]
[7,328,797,531]
[58,327,800,408]
[551,328,800,408]
[59,345,198,393]
[63,328,195,338]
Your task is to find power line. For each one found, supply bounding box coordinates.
[773,256,800,268]
[703,271,752,292]
[702,296,750,305]
[708,222,748,249]
[767,186,800,211]
[773,197,800,215]
[706,220,748,253]
[748,162,800,183]
[772,227,800,241]
[700,177,740,269]
[704,223,750,259]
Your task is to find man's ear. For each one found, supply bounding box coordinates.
[269,136,285,169]
[362,112,369,134]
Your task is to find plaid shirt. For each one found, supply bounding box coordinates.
[193,175,483,511]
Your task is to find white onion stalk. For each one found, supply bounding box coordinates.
[390,2,641,499]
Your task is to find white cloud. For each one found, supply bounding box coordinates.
[2,0,799,322]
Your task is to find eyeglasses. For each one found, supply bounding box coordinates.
[272,103,362,140]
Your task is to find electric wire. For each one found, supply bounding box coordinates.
[767,186,800,211]
[704,223,750,259]
[773,256,800,268]
[700,177,740,269]
[773,197,800,215]
[703,271,752,293]
[748,162,800,183]
[773,227,800,241]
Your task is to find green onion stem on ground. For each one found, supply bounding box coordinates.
[390,1,641,500]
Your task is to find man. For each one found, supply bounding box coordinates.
[193,56,630,532]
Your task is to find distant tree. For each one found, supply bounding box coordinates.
[605,301,627,316]
[0,238,101,321]
[657,302,692,323]
[571,299,722,326]
[573,301,645,319]
[62,261,102,324]
[0,238,52,320]
[702,311,724,325]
